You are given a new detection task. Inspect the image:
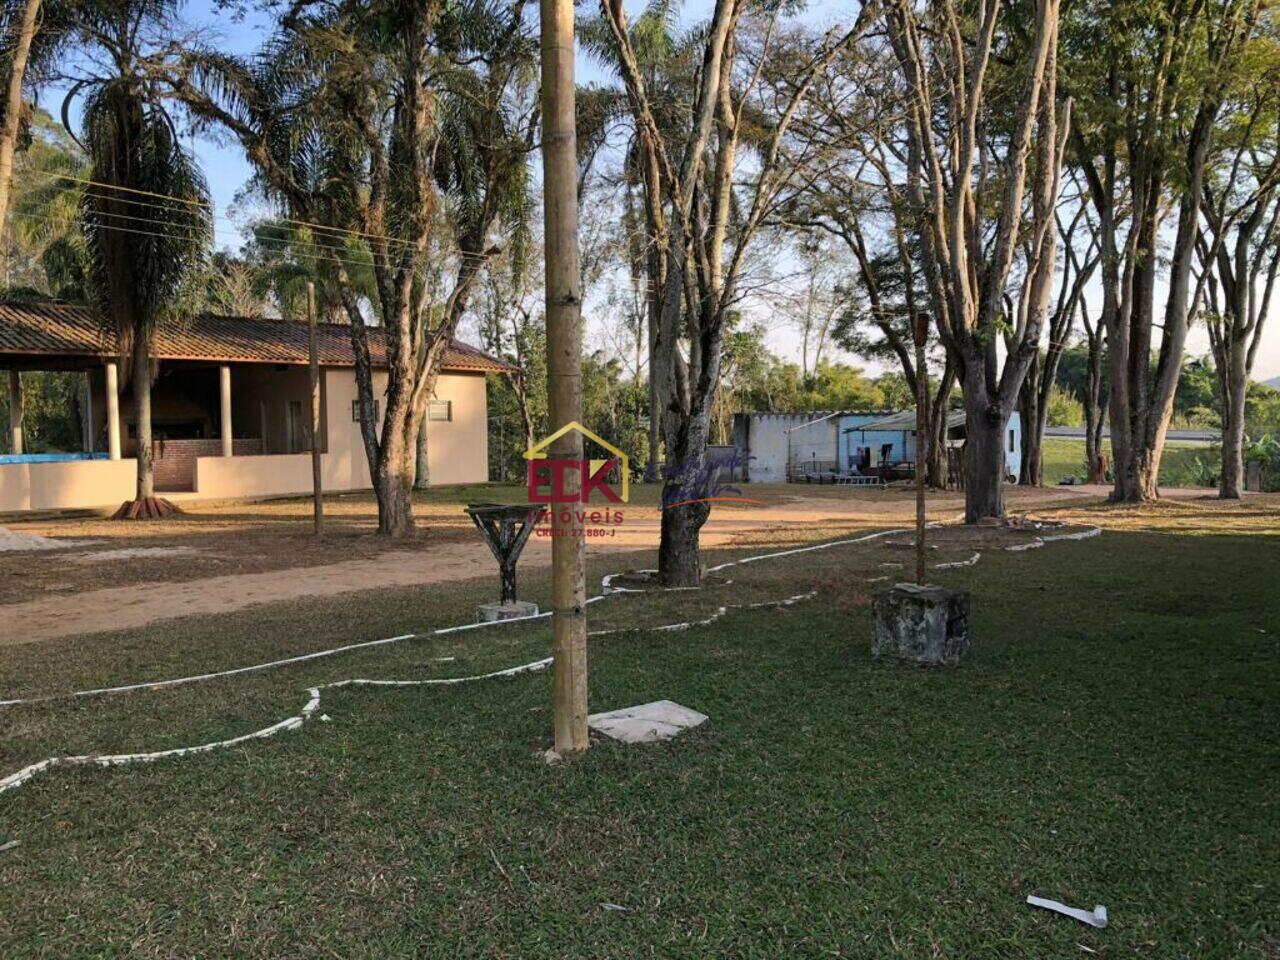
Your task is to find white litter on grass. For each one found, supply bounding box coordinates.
[0,839,19,853]
[0,527,93,553]
[1026,895,1108,929]
[589,699,709,744]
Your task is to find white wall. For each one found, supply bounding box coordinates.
[1,458,137,512]
[194,367,490,498]
[737,413,839,483]
[2,366,493,512]
[423,373,489,485]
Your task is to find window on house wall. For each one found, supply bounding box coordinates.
[429,399,452,422]
[351,399,380,423]
[1009,428,1016,453]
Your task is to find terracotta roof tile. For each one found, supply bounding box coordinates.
[0,301,516,373]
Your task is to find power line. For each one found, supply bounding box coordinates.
[23,176,504,266]
[8,210,402,275]
[27,170,500,261]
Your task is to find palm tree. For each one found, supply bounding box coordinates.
[176,0,536,534]
[5,107,88,296]
[64,0,210,519]
[0,0,47,230]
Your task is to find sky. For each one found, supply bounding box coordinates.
[36,0,1280,385]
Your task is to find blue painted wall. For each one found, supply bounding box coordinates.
[837,414,891,470]
[0,452,108,465]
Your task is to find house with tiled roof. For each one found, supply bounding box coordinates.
[0,301,515,512]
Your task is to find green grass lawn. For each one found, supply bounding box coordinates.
[1,518,1277,958]
[1041,438,1213,486]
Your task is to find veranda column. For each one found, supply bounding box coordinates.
[81,372,94,452]
[7,369,22,455]
[105,361,121,460]
[219,364,233,457]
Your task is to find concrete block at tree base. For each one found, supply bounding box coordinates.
[872,583,972,666]
[476,600,539,623]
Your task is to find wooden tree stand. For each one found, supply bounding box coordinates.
[111,497,181,521]
[465,502,547,621]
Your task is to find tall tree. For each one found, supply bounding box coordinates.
[1066,0,1264,501]
[0,0,44,231]
[1017,201,1099,484]
[177,0,537,534]
[780,28,956,486]
[1198,51,1280,497]
[65,0,211,518]
[597,0,875,585]
[883,0,1069,520]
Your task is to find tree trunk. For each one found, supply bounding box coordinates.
[133,336,154,500]
[962,393,1008,523]
[1019,355,1042,486]
[1219,358,1247,499]
[413,419,429,490]
[646,375,661,481]
[1084,332,1105,481]
[925,364,954,488]
[658,496,709,587]
[375,461,414,535]
[0,0,41,232]
[927,408,947,487]
[378,399,419,535]
[658,405,715,586]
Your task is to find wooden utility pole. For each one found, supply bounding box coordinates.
[540,0,589,756]
[914,314,928,586]
[306,281,324,536]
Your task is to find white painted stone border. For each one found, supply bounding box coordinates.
[0,521,1100,798]
[935,552,982,569]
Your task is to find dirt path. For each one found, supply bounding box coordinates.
[1,487,1100,646]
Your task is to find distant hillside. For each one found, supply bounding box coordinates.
[1266,376,1280,390]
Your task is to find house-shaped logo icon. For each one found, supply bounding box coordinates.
[524,421,630,504]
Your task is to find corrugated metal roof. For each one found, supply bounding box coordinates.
[0,300,516,373]
[853,409,968,431]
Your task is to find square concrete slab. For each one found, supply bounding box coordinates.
[588,700,708,744]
